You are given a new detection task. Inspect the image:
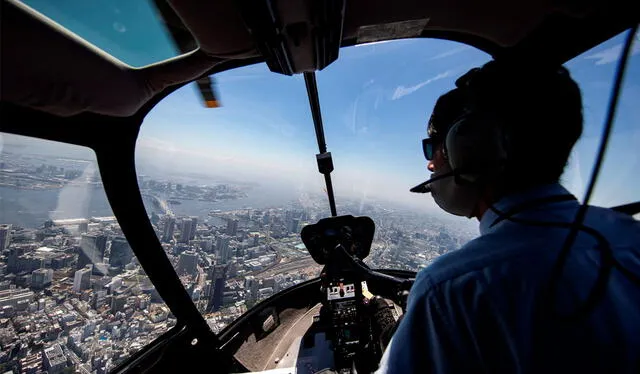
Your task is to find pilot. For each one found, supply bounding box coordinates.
[376,61,640,373]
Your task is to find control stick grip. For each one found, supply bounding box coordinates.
[335,245,414,308]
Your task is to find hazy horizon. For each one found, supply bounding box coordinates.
[2,32,639,217]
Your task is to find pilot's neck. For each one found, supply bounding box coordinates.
[473,199,490,221]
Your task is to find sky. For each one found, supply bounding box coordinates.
[137,31,640,212]
[5,1,640,216]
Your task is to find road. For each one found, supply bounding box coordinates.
[253,257,321,278]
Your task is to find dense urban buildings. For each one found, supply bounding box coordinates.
[0,146,477,373]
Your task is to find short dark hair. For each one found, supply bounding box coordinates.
[430,61,583,191]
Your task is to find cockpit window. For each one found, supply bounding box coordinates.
[0,133,174,372]
[315,39,490,271]
[137,33,638,335]
[137,64,326,333]
[563,29,640,212]
[17,0,189,67]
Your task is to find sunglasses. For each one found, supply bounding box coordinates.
[422,138,445,161]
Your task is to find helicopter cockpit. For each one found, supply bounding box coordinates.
[1,0,638,373]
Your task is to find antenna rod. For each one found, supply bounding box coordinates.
[304,71,337,216]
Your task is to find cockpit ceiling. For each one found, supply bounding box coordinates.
[0,0,636,117]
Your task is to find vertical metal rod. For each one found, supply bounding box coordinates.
[324,174,338,217]
[304,71,337,216]
[304,72,328,153]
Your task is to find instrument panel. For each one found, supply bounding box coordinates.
[301,215,375,264]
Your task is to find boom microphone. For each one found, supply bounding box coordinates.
[409,171,456,193]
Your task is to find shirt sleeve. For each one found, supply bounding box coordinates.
[376,273,477,374]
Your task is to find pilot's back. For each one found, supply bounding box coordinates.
[379,184,640,374]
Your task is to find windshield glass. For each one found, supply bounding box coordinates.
[137,64,326,333]
[0,133,174,373]
[316,34,640,271]
[563,29,640,210]
[137,34,638,333]
[316,40,490,271]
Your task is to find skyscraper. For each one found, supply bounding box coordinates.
[208,264,228,312]
[31,268,53,290]
[190,217,198,240]
[73,265,92,292]
[244,276,258,303]
[7,246,25,273]
[180,219,193,243]
[177,251,198,276]
[288,218,300,234]
[0,224,12,250]
[109,237,133,270]
[226,219,238,236]
[216,236,231,263]
[162,217,175,243]
[79,234,107,267]
[111,294,127,314]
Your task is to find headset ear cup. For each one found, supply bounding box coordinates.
[445,115,507,184]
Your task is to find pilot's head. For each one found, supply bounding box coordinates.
[423,60,583,219]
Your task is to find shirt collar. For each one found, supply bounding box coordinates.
[479,183,577,235]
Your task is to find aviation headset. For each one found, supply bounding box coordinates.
[410,61,573,217]
[409,61,572,195]
[441,60,578,188]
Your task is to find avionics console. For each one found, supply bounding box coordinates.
[301,215,375,371]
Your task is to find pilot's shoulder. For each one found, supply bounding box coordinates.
[413,233,511,291]
[585,205,640,236]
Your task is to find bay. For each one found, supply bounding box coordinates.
[1,183,300,229]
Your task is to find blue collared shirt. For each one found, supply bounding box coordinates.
[378,183,640,374]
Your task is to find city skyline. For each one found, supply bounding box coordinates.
[136,33,640,209]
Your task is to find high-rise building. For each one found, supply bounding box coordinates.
[288,218,300,234]
[244,276,258,302]
[73,265,93,292]
[108,275,123,294]
[0,224,12,250]
[6,246,25,273]
[15,254,44,273]
[177,251,198,276]
[111,294,127,314]
[43,344,66,374]
[31,268,53,290]
[162,217,176,243]
[199,237,213,252]
[180,219,193,243]
[285,210,293,222]
[108,237,133,270]
[90,262,109,276]
[79,234,107,268]
[216,236,231,263]
[78,222,89,233]
[226,219,238,236]
[190,217,198,240]
[208,264,228,312]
